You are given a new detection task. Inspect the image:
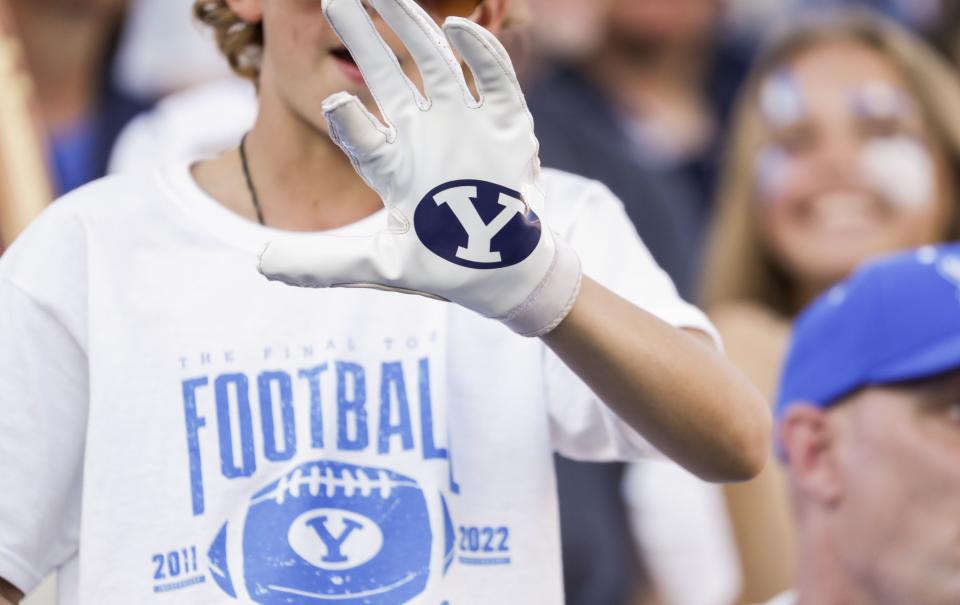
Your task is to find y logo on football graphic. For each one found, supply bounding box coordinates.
[414,179,542,269]
[207,460,436,605]
[288,509,383,569]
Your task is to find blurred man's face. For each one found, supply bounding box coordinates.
[605,0,721,48]
[829,371,960,604]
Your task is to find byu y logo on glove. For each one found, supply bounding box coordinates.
[414,179,542,269]
[259,0,583,337]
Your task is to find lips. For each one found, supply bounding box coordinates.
[330,47,356,65]
[801,190,887,234]
[330,46,365,85]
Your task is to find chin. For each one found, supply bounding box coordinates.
[290,104,332,137]
[787,237,908,283]
[789,255,865,296]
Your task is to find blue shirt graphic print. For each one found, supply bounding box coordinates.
[208,460,438,604]
[177,343,460,604]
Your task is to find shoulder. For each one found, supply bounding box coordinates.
[109,78,256,174]
[1,172,164,279]
[539,168,625,232]
[540,168,668,280]
[540,167,607,196]
[31,172,160,226]
[710,301,789,341]
[9,174,140,234]
[0,171,174,343]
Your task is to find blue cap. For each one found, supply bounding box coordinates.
[776,244,960,420]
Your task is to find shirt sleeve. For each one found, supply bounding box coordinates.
[0,280,86,593]
[544,178,719,461]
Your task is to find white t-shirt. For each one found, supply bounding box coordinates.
[758,590,798,605]
[623,460,741,605]
[108,78,258,176]
[0,159,715,604]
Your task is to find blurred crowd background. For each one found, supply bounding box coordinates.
[3,0,960,604]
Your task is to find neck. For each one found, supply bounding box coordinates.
[11,2,117,129]
[195,82,382,232]
[794,516,876,605]
[792,277,836,315]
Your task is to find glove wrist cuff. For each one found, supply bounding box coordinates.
[501,241,583,338]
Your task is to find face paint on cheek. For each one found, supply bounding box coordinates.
[858,135,935,211]
[850,82,915,121]
[759,70,805,128]
[754,145,792,202]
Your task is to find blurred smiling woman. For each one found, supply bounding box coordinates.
[702,10,960,603]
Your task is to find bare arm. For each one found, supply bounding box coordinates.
[0,578,21,605]
[0,0,53,247]
[542,277,772,482]
[711,304,797,603]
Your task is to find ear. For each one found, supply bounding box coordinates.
[225,0,264,24]
[472,0,509,35]
[780,404,843,507]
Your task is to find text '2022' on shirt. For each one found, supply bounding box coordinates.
[0,165,716,604]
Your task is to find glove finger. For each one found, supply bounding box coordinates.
[443,17,524,112]
[258,233,397,288]
[368,0,471,102]
[322,0,421,116]
[323,91,392,160]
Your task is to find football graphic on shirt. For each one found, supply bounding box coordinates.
[207,460,433,604]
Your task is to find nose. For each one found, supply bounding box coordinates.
[815,131,861,182]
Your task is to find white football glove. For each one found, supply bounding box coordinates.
[258,0,582,337]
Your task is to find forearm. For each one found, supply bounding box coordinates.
[0,578,21,605]
[0,0,53,246]
[542,277,771,482]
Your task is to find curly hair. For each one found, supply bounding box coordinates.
[194,0,263,80]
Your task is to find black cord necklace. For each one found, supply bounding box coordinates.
[239,133,266,226]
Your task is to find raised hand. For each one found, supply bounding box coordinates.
[258,0,581,337]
